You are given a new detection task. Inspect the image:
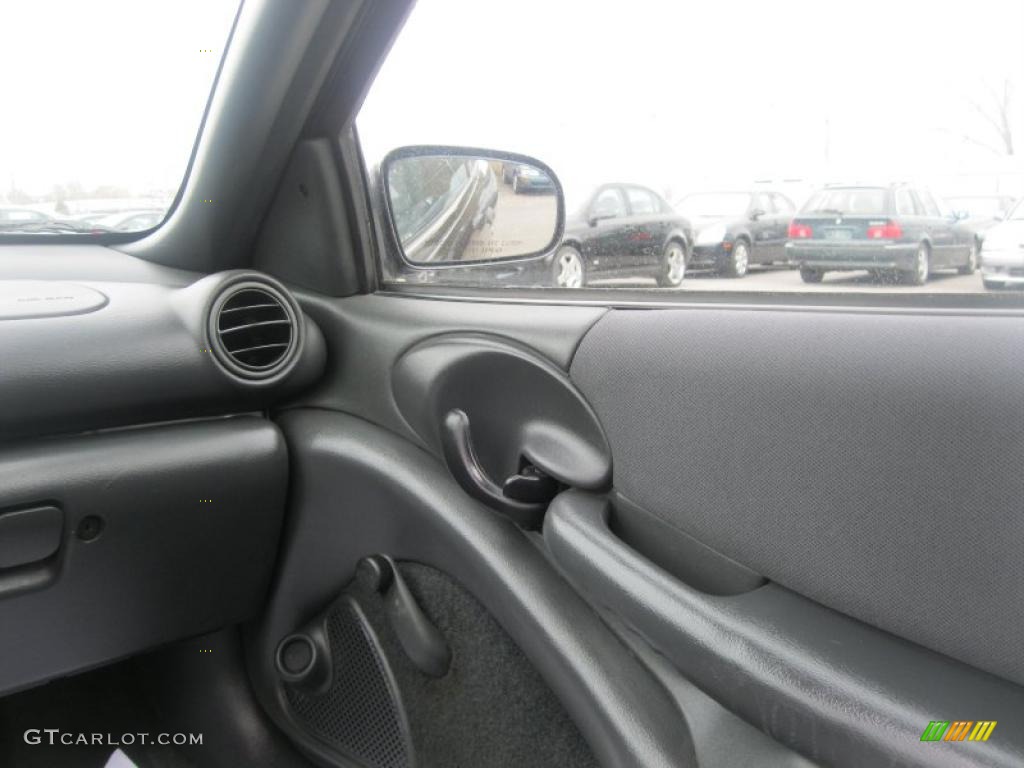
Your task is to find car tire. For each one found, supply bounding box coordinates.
[958,240,979,275]
[553,245,585,288]
[901,243,930,285]
[512,175,521,194]
[656,240,687,287]
[799,266,824,283]
[722,239,750,277]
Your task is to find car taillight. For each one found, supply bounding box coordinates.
[866,221,902,239]
[788,222,812,239]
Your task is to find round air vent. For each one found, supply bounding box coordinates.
[209,281,300,380]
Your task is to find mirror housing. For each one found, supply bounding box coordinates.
[749,208,766,221]
[952,209,970,221]
[381,146,563,266]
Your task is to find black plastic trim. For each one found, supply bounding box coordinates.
[0,416,288,697]
[544,490,1024,768]
[249,410,695,768]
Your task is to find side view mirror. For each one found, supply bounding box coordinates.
[952,210,969,221]
[749,208,766,221]
[381,146,563,264]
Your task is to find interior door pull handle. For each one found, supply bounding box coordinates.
[441,409,548,528]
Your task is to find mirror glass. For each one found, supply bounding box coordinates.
[386,153,559,264]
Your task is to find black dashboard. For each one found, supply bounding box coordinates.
[0,246,326,695]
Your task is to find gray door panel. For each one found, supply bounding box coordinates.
[569,306,1024,686]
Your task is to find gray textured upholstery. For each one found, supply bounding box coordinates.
[570,307,1024,685]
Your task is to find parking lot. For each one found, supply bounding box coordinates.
[591,265,998,294]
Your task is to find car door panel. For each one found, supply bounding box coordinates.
[254,289,1024,768]
[570,307,1024,686]
[249,409,694,768]
[545,490,1024,768]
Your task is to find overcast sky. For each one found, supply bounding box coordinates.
[360,0,1024,204]
[1,1,1021,205]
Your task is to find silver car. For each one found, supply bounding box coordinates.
[980,198,1024,288]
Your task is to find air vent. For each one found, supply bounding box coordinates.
[211,283,298,379]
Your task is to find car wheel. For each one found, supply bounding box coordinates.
[723,239,750,277]
[553,245,585,288]
[901,243,930,285]
[958,240,979,275]
[656,240,687,287]
[799,266,824,283]
[512,175,521,194]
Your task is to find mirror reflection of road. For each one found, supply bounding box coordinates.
[463,183,556,261]
[591,267,996,293]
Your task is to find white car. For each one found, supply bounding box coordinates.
[980,198,1024,288]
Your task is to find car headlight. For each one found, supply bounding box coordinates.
[695,223,726,245]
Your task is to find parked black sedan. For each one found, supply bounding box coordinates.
[676,190,796,277]
[786,184,979,285]
[552,183,693,287]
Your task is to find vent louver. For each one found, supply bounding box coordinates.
[213,285,296,378]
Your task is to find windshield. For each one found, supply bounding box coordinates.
[946,197,1012,220]
[0,1,239,235]
[802,188,889,215]
[676,193,749,218]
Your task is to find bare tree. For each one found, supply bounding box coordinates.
[962,78,1015,156]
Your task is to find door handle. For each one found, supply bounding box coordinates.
[440,409,553,528]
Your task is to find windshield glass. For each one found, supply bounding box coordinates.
[0,0,239,235]
[676,193,749,218]
[802,188,889,215]
[946,197,1011,220]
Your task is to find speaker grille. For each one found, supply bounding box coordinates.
[287,600,410,768]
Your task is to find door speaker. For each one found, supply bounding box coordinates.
[284,595,412,768]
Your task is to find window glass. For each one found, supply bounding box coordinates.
[918,190,942,218]
[591,188,626,219]
[773,194,796,214]
[626,187,657,215]
[753,193,773,214]
[677,193,750,218]
[803,188,889,215]
[895,189,917,216]
[946,196,1012,220]
[0,1,239,235]
[358,0,1024,296]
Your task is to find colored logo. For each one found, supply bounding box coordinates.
[920,721,996,742]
